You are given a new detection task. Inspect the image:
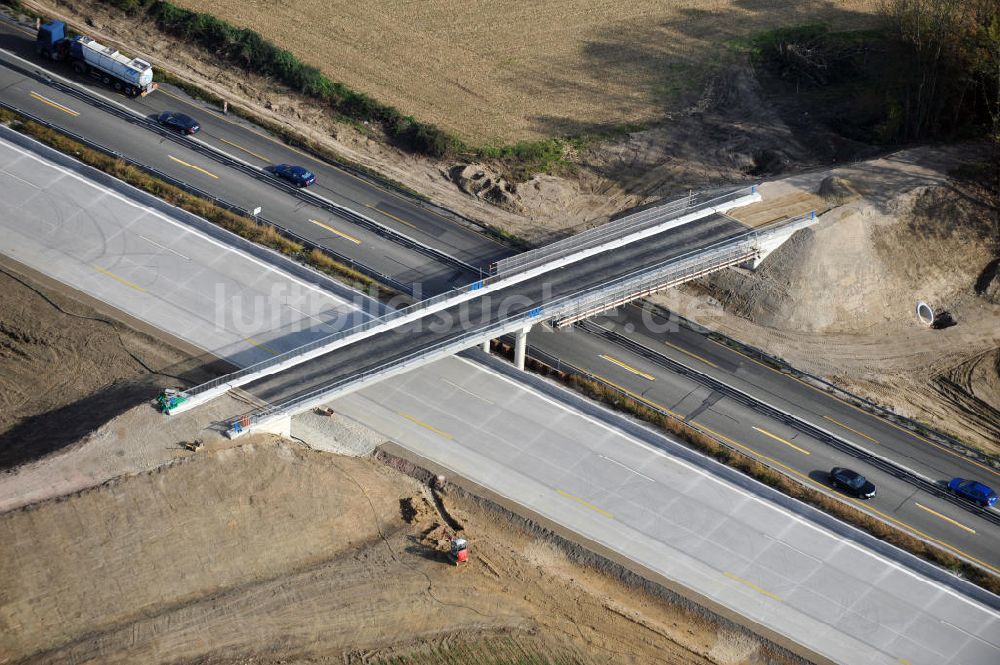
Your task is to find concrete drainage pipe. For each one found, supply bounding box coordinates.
[915,301,935,326]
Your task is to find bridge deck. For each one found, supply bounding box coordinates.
[243,213,748,405]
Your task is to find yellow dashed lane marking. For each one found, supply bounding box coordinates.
[93,265,145,292]
[824,415,879,444]
[309,219,361,244]
[218,137,269,161]
[914,503,976,535]
[30,91,79,116]
[591,373,682,418]
[752,426,811,455]
[366,203,417,229]
[663,339,719,368]
[399,412,453,439]
[243,336,278,356]
[557,489,613,519]
[599,354,656,381]
[168,155,219,179]
[724,572,782,601]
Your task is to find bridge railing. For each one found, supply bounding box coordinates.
[553,231,764,322]
[489,186,756,277]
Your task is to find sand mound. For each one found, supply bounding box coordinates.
[818,175,859,204]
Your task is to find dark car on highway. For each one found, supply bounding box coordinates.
[829,467,876,499]
[948,478,997,508]
[156,111,200,135]
[273,164,316,188]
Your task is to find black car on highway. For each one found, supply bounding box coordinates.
[829,467,876,499]
[272,163,317,188]
[156,111,200,135]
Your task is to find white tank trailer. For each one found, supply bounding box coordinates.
[35,20,156,97]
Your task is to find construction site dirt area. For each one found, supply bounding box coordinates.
[0,439,799,665]
[658,146,1000,456]
[0,257,222,470]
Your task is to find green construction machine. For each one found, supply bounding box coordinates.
[156,388,188,414]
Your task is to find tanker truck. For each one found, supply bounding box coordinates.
[35,20,156,97]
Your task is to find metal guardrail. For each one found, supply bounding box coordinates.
[551,241,758,326]
[0,100,415,295]
[489,186,757,277]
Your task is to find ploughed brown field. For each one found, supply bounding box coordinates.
[173,0,876,143]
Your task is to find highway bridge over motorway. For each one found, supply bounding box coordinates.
[1,11,996,565]
[164,189,818,437]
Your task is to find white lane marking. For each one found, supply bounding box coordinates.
[598,455,655,482]
[137,234,190,260]
[442,378,495,404]
[0,140,369,315]
[452,356,995,611]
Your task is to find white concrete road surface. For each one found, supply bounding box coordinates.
[334,358,999,665]
[0,137,367,366]
[1,134,998,665]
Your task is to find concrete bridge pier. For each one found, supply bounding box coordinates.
[514,325,532,371]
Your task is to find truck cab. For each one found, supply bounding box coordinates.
[35,20,70,61]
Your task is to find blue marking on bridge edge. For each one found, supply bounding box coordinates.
[529,307,541,318]
[470,280,484,290]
